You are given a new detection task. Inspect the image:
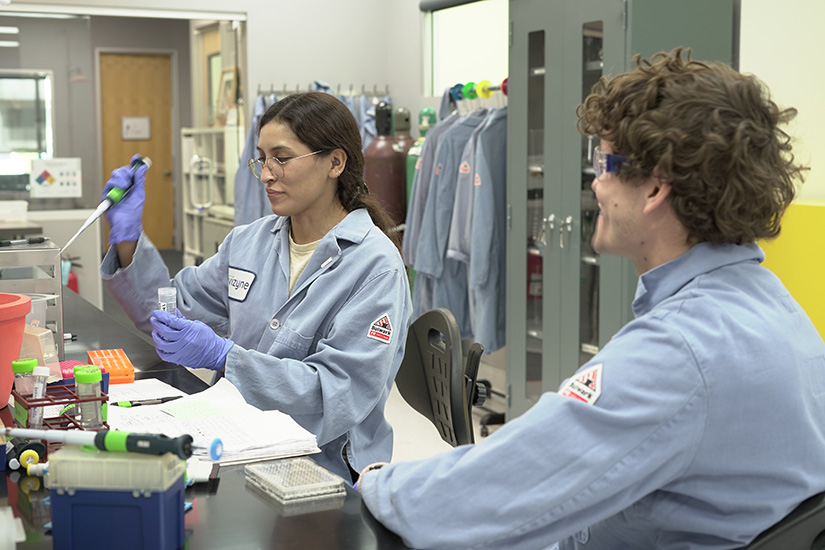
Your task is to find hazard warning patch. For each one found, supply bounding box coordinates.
[367,314,393,344]
[558,363,603,405]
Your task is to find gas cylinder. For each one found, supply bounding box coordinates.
[392,107,415,159]
[365,101,406,226]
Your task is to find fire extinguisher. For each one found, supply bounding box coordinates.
[61,255,81,294]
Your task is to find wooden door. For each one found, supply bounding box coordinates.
[100,53,174,250]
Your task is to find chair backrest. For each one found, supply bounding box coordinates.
[395,308,483,447]
[740,491,825,550]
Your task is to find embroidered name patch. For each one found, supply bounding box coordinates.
[228,267,256,302]
[367,314,393,344]
[558,363,603,405]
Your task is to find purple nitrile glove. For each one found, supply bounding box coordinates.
[102,154,148,245]
[150,309,234,371]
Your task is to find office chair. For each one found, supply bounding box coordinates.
[739,491,825,549]
[395,308,485,447]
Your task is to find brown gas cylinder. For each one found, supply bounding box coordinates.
[365,101,407,226]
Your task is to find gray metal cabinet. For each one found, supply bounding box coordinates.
[506,0,735,418]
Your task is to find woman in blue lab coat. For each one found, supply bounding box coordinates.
[100,92,413,481]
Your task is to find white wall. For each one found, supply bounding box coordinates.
[6,0,428,133]
[9,0,811,201]
[740,0,825,201]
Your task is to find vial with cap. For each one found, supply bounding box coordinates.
[74,365,104,430]
[158,286,177,315]
[12,358,37,396]
[28,366,49,430]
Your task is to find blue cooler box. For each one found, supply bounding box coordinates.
[46,446,186,550]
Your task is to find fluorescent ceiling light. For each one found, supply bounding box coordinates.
[0,11,80,19]
[0,4,245,21]
[0,40,19,47]
[0,26,20,33]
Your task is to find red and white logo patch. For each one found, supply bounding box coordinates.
[558,363,603,405]
[435,163,443,176]
[367,314,393,344]
[474,173,482,186]
[459,161,471,174]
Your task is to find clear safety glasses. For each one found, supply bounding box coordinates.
[592,145,629,178]
[248,150,324,180]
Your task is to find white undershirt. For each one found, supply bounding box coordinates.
[288,232,322,295]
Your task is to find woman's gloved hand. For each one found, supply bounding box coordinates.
[150,309,234,371]
[102,154,148,245]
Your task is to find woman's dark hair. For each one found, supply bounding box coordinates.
[259,92,401,251]
[577,48,806,245]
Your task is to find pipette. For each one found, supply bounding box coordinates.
[61,155,152,254]
[3,427,224,461]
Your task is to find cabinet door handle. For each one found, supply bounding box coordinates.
[538,214,555,250]
[560,215,573,249]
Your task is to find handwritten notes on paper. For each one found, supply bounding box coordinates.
[106,378,319,465]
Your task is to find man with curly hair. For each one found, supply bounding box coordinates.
[357,49,825,550]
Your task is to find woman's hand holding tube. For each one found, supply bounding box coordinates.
[150,309,234,371]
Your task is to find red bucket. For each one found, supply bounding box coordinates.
[0,293,32,407]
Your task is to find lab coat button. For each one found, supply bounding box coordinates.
[269,318,280,330]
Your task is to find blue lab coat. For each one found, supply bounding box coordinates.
[469,107,507,353]
[414,110,489,336]
[101,209,413,480]
[360,243,825,550]
[234,93,273,226]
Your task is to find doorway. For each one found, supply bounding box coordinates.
[99,52,175,250]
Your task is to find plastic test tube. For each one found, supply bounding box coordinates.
[158,286,177,315]
[28,366,49,430]
[12,358,37,396]
[74,365,103,430]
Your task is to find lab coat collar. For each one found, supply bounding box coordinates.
[632,242,765,317]
[269,208,373,246]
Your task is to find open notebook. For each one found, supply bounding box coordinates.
[106,377,320,465]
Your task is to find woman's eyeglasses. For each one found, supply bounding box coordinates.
[247,150,323,180]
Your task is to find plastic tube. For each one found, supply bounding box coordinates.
[28,366,49,429]
[12,358,36,396]
[75,366,103,430]
[158,286,177,315]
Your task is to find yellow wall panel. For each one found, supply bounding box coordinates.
[760,200,825,338]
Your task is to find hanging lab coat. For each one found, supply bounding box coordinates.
[234,94,273,225]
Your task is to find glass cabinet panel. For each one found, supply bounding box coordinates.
[525,29,545,402]
[579,21,603,365]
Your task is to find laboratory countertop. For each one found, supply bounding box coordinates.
[0,220,43,240]
[6,291,411,550]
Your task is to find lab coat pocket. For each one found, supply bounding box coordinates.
[271,324,314,360]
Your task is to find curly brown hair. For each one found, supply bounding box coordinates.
[260,92,402,251]
[577,47,806,245]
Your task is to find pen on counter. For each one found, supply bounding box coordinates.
[0,236,49,247]
[112,395,184,407]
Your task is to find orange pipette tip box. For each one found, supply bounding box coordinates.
[86,349,135,384]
